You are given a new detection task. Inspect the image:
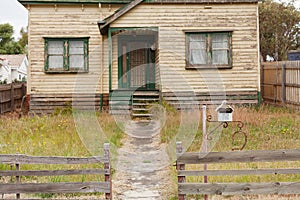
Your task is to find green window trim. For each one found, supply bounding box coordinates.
[44,37,89,73]
[185,31,233,69]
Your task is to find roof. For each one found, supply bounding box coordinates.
[18,0,260,4]
[18,0,131,4]
[0,55,27,67]
[288,50,300,53]
[99,0,143,35]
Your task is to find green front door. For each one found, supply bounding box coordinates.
[118,35,155,90]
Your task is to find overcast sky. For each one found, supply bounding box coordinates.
[0,0,28,39]
[0,0,299,40]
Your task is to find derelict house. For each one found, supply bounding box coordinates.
[18,0,261,114]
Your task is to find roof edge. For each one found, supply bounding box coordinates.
[18,0,260,5]
[99,0,144,35]
[18,0,131,5]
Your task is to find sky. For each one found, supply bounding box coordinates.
[0,0,299,40]
[0,0,28,40]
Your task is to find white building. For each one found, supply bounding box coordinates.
[0,54,28,84]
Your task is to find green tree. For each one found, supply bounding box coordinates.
[18,27,28,53]
[0,23,25,54]
[259,0,300,61]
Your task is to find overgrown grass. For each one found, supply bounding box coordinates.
[0,109,124,198]
[161,104,300,199]
[162,104,300,151]
[1,104,300,199]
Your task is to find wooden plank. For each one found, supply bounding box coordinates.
[262,61,300,106]
[103,143,111,199]
[282,64,286,103]
[16,163,20,199]
[177,149,300,164]
[178,182,300,195]
[0,182,110,194]
[178,168,300,176]
[176,142,186,200]
[10,84,14,112]
[0,169,109,177]
[0,155,108,164]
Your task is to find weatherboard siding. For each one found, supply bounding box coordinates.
[28,4,120,95]
[110,3,260,94]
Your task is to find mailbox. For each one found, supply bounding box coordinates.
[216,101,234,122]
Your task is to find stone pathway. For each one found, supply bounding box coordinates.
[112,120,173,200]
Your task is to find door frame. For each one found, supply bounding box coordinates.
[117,35,156,90]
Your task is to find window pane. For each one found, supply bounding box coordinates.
[212,50,228,65]
[70,55,84,69]
[212,33,229,65]
[69,41,85,69]
[190,50,207,65]
[69,41,84,55]
[48,41,64,55]
[49,55,63,69]
[190,34,206,42]
[212,33,228,49]
[189,34,207,65]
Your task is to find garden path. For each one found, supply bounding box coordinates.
[112,120,173,200]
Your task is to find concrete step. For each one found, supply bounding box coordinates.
[133,91,160,96]
[132,108,150,111]
[110,110,131,115]
[131,113,153,117]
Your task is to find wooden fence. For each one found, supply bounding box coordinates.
[261,61,300,106]
[0,143,111,199]
[0,83,26,114]
[176,142,300,199]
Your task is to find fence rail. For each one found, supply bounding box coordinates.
[176,142,300,199]
[0,143,111,199]
[261,61,300,106]
[0,83,26,114]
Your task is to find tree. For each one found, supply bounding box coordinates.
[259,0,300,61]
[18,27,28,53]
[0,23,26,54]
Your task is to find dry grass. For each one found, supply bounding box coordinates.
[162,104,300,200]
[0,110,124,199]
[0,104,299,199]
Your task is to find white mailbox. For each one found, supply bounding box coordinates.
[216,101,234,122]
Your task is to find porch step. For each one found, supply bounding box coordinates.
[109,90,160,119]
[132,91,160,120]
[132,108,150,111]
[131,113,154,117]
[109,90,133,115]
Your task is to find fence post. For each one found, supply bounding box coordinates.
[10,84,14,112]
[16,163,20,199]
[21,83,26,98]
[176,141,185,200]
[282,63,286,104]
[104,143,111,200]
[261,64,264,103]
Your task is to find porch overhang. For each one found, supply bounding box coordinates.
[98,0,144,35]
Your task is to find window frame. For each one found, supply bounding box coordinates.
[185,31,233,69]
[44,37,89,73]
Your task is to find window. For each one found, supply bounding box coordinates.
[44,38,89,73]
[186,32,232,69]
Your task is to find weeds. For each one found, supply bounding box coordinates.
[0,104,299,199]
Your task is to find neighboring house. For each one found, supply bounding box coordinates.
[288,50,300,61]
[18,0,261,114]
[0,54,28,84]
[0,58,9,83]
